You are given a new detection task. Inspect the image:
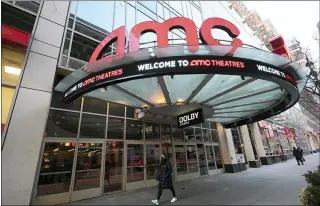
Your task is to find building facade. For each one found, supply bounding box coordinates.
[1,1,319,205]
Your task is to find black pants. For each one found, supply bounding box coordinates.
[157,187,176,200]
[296,157,304,165]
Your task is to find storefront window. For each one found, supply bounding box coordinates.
[44,110,80,138]
[145,122,160,141]
[184,127,195,142]
[126,106,136,119]
[186,145,198,173]
[175,145,187,175]
[83,97,107,114]
[213,146,223,169]
[36,142,75,196]
[161,124,172,144]
[107,117,124,140]
[104,141,124,193]
[80,114,106,139]
[194,128,202,142]
[205,145,216,170]
[146,144,160,180]
[109,102,125,117]
[126,120,143,140]
[74,143,103,191]
[203,129,212,142]
[259,128,272,155]
[172,125,184,142]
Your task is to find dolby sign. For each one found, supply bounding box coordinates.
[177,109,204,128]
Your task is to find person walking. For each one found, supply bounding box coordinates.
[293,147,304,165]
[152,154,177,205]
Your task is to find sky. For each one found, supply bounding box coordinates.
[244,1,319,65]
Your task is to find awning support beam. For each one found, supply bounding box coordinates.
[157,77,172,105]
[185,74,214,103]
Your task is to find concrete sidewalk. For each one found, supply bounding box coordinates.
[65,153,320,205]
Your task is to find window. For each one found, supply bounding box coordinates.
[127,144,144,182]
[126,120,143,140]
[109,102,125,117]
[194,128,202,142]
[74,143,103,191]
[145,122,160,141]
[104,141,124,193]
[107,117,124,140]
[175,145,187,174]
[44,110,80,138]
[76,1,113,33]
[80,114,106,139]
[15,1,40,14]
[36,142,75,196]
[83,97,107,114]
[126,106,136,118]
[169,1,183,16]
[70,33,99,63]
[156,2,164,19]
[203,129,212,142]
[231,128,243,154]
[137,2,157,20]
[205,145,216,170]
[186,145,198,173]
[202,122,210,129]
[184,127,195,142]
[190,4,202,28]
[160,124,172,143]
[172,125,184,142]
[114,1,126,30]
[214,146,223,169]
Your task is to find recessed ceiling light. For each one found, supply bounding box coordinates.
[4,66,21,76]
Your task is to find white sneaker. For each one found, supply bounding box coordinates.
[152,199,159,205]
[171,197,177,203]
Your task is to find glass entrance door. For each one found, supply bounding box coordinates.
[125,142,161,190]
[197,144,208,176]
[71,141,103,202]
[104,141,124,194]
[126,142,145,190]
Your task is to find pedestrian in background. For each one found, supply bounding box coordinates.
[293,147,304,165]
[152,154,177,205]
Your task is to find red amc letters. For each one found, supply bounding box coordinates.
[82,69,123,87]
[190,59,245,68]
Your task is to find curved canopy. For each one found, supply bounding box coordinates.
[56,44,307,128]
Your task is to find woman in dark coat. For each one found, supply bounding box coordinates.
[152,154,177,205]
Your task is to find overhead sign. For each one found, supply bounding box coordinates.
[63,55,297,103]
[177,109,204,128]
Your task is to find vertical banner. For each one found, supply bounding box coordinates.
[284,126,292,138]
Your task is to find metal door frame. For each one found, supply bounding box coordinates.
[125,141,145,191]
[71,139,104,202]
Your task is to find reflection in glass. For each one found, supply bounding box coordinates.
[137,1,157,20]
[126,120,143,140]
[175,145,187,175]
[36,142,75,196]
[186,145,198,173]
[202,122,210,129]
[51,91,81,111]
[127,144,144,183]
[76,1,113,33]
[206,145,216,170]
[104,141,123,193]
[145,122,160,141]
[114,1,126,31]
[210,122,217,130]
[74,143,103,191]
[80,114,106,139]
[203,129,212,142]
[195,128,202,142]
[107,117,124,140]
[109,102,125,117]
[197,144,207,175]
[232,128,243,154]
[44,110,79,138]
[126,106,136,118]
[172,125,184,142]
[83,97,107,114]
[146,144,160,180]
[184,127,195,142]
[70,33,99,62]
[214,146,223,169]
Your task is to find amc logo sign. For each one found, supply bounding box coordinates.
[88,17,243,71]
